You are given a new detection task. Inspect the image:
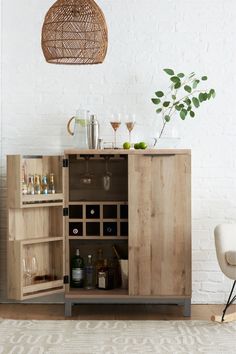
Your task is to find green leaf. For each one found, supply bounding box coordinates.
[187,105,192,111]
[177,73,185,78]
[164,115,171,122]
[174,82,181,89]
[172,95,176,100]
[190,111,195,118]
[179,104,184,109]
[184,85,192,93]
[203,93,208,101]
[210,89,216,98]
[198,93,205,102]
[201,76,208,81]
[163,101,170,107]
[189,72,195,78]
[151,98,161,105]
[163,68,175,75]
[155,91,164,97]
[192,97,200,108]
[180,109,187,120]
[156,108,162,114]
[192,79,200,89]
[175,105,181,111]
[184,98,191,105]
[170,76,181,83]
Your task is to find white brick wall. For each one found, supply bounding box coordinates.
[1,0,236,303]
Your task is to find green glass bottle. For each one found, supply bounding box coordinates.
[71,249,84,288]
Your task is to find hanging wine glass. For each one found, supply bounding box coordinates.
[125,114,136,144]
[110,113,121,149]
[103,156,112,191]
[80,156,93,185]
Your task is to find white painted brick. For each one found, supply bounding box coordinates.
[201,282,225,293]
[192,272,208,282]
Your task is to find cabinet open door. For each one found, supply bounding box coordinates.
[128,153,191,297]
[7,155,65,300]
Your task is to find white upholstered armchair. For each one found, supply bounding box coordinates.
[212,224,236,322]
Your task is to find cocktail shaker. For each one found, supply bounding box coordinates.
[87,114,100,149]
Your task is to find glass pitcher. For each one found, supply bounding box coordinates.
[67,109,89,149]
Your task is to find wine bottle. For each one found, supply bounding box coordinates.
[71,249,84,288]
[95,248,104,286]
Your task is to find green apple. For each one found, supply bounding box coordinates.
[139,142,147,149]
[123,142,131,149]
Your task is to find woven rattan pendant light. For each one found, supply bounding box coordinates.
[41,0,108,64]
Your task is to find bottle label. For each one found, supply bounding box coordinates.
[72,268,84,282]
[98,272,106,289]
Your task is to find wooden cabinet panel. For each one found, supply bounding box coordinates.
[128,154,191,297]
[7,155,65,300]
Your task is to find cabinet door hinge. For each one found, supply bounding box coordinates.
[63,158,69,167]
[63,275,69,284]
[63,207,69,216]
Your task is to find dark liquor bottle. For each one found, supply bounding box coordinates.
[84,255,96,290]
[95,248,104,286]
[97,259,109,290]
[71,249,84,288]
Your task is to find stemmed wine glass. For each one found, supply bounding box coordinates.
[110,113,121,149]
[125,114,136,144]
[80,156,93,185]
[22,256,38,286]
[103,156,112,191]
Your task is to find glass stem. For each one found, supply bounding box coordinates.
[129,131,131,144]
[114,131,117,149]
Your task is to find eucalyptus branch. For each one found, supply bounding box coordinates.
[151,69,216,141]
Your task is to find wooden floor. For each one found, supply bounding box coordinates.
[0,303,235,320]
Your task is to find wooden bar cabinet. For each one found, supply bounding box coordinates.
[7,149,191,316]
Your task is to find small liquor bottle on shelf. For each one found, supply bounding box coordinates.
[27,175,35,195]
[22,162,27,195]
[95,248,104,286]
[34,175,41,195]
[41,175,48,195]
[71,249,84,288]
[98,259,114,290]
[84,255,96,290]
[48,173,56,194]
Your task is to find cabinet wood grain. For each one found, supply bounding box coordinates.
[128,154,191,297]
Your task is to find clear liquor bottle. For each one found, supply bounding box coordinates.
[71,249,84,288]
[22,162,27,195]
[34,174,41,195]
[27,175,34,195]
[48,173,56,194]
[84,255,96,290]
[41,175,48,195]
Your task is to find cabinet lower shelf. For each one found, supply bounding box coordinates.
[67,288,128,299]
[22,280,64,299]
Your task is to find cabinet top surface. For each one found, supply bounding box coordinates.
[64,149,191,155]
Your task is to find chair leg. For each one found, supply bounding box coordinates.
[221,280,236,322]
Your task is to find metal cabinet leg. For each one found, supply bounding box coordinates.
[65,301,72,317]
[183,299,191,317]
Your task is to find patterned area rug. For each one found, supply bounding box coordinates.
[0,320,236,354]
